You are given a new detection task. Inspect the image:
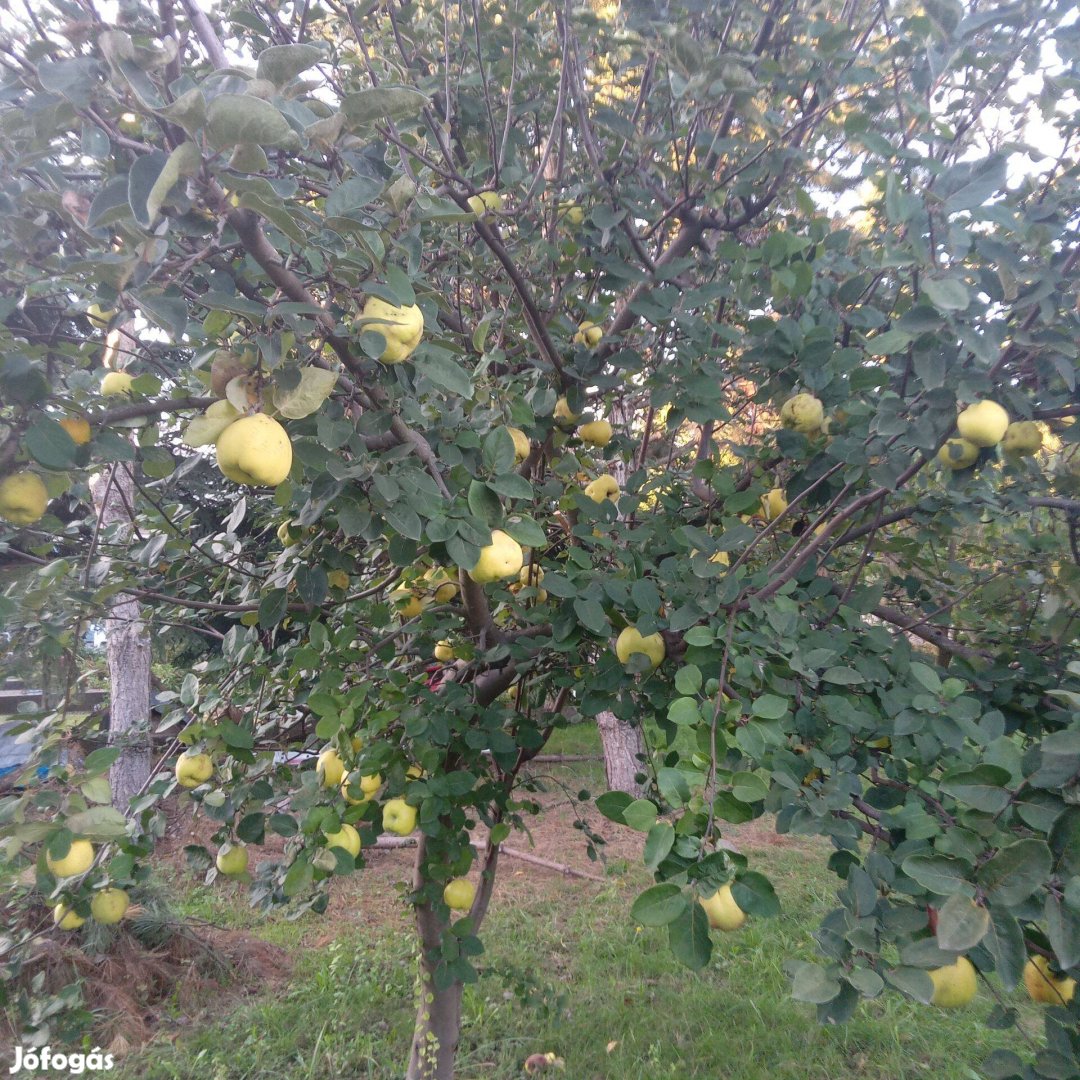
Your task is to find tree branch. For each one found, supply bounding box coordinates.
[177,0,228,68]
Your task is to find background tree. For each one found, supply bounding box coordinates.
[0,1,1079,1079]
[89,458,153,811]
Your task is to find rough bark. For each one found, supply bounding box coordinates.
[406,835,463,1080]
[596,710,648,797]
[90,464,152,812]
[405,937,462,1080]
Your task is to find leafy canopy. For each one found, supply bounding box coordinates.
[1,0,1079,1075]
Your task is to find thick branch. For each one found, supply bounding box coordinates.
[458,567,497,640]
[95,395,215,424]
[868,600,986,663]
[177,0,228,68]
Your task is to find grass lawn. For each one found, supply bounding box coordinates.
[113,726,1040,1080]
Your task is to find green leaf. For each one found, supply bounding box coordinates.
[87,176,130,229]
[135,291,188,339]
[867,328,913,355]
[668,697,701,726]
[180,673,199,707]
[146,140,201,223]
[305,692,338,718]
[731,772,769,803]
[503,516,547,548]
[631,883,687,927]
[822,666,863,685]
[939,766,1011,813]
[259,589,288,627]
[218,719,255,750]
[25,419,76,470]
[183,410,238,448]
[643,823,675,870]
[207,94,293,150]
[732,871,781,916]
[595,791,631,824]
[127,150,169,229]
[886,966,934,1004]
[981,1050,1025,1079]
[472,313,496,353]
[256,43,323,86]
[385,504,423,541]
[1046,892,1080,969]
[977,839,1051,906]
[39,57,100,101]
[656,767,691,807]
[295,565,328,606]
[847,967,885,998]
[630,579,661,616]
[84,747,122,774]
[668,901,712,971]
[274,367,338,419]
[934,893,991,951]
[482,427,516,474]
[46,829,75,862]
[489,473,532,500]
[154,87,206,134]
[64,806,128,840]
[467,481,503,527]
[283,857,314,897]
[270,814,299,837]
[902,854,973,896]
[80,777,111,805]
[324,176,385,218]
[921,276,970,312]
[751,694,788,720]
[909,662,942,693]
[985,906,1027,991]
[573,597,610,636]
[237,813,266,844]
[622,798,659,831]
[940,154,1006,215]
[418,352,474,399]
[385,266,416,305]
[342,86,429,128]
[913,348,946,390]
[712,791,755,824]
[791,962,842,1004]
[237,190,306,244]
[683,626,714,647]
[1032,731,1080,790]
[674,665,702,695]
[230,142,268,172]
[98,31,163,108]
[315,715,341,740]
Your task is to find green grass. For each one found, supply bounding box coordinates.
[119,875,1029,1080]
[542,720,610,757]
[117,823,1038,1080]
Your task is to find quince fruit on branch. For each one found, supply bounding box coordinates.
[360,297,424,363]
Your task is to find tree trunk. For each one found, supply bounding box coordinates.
[406,835,463,1080]
[405,924,463,1080]
[40,649,64,711]
[592,417,648,799]
[90,463,152,812]
[596,710,648,796]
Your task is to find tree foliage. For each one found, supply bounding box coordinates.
[1,0,1079,1076]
